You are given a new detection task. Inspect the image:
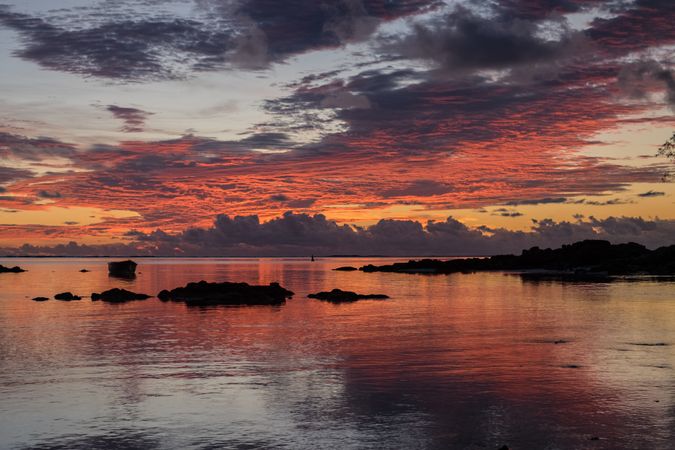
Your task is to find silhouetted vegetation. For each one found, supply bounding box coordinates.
[360,240,675,277]
[659,131,675,181]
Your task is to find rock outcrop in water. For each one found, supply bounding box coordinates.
[108,260,137,277]
[54,292,82,301]
[32,296,49,302]
[333,266,358,271]
[308,289,389,303]
[157,281,294,306]
[91,288,151,302]
[0,264,26,273]
[359,240,675,278]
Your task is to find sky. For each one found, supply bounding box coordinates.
[0,0,674,256]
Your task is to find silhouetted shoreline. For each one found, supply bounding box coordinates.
[359,240,675,278]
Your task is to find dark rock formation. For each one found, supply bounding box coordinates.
[333,266,358,271]
[54,292,82,301]
[80,269,90,273]
[157,281,294,306]
[108,260,137,277]
[0,264,26,273]
[308,289,389,303]
[359,240,675,278]
[91,288,151,302]
[32,296,49,302]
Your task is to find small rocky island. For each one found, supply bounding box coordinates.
[92,288,151,302]
[158,281,294,306]
[359,240,675,278]
[308,289,389,303]
[333,266,358,271]
[54,292,82,301]
[108,260,137,277]
[0,264,26,273]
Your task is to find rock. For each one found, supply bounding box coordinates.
[80,269,90,273]
[0,264,26,273]
[333,266,358,271]
[107,260,137,277]
[629,342,668,346]
[157,281,294,306]
[499,446,510,450]
[307,289,389,303]
[91,288,151,302]
[562,364,581,369]
[54,292,82,301]
[32,296,49,302]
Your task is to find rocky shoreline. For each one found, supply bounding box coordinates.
[358,240,675,277]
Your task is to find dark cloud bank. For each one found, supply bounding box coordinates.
[4,212,675,257]
[1,0,672,82]
[0,0,440,81]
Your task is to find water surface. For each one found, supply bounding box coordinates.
[1,257,674,449]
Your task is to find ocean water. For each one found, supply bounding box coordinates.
[0,257,674,450]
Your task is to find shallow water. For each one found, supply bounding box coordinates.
[0,257,674,449]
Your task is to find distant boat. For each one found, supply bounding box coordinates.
[108,260,137,277]
[311,255,315,262]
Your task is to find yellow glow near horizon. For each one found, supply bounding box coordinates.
[0,206,139,227]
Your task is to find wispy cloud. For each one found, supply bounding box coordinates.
[106,105,154,133]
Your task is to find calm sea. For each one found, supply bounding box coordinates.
[0,257,674,449]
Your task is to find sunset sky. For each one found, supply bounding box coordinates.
[0,0,674,255]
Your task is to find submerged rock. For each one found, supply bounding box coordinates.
[333,266,358,271]
[108,260,137,277]
[308,289,389,303]
[54,292,82,301]
[0,264,26,273]
[32,296,49,302]
[80,269,90,273]
[91,288,151,302]
[629,342,668,346]
[157,281,294,306]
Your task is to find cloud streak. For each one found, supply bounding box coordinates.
[106,105,154,133]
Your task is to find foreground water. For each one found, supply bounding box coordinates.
[0,257,674,449]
